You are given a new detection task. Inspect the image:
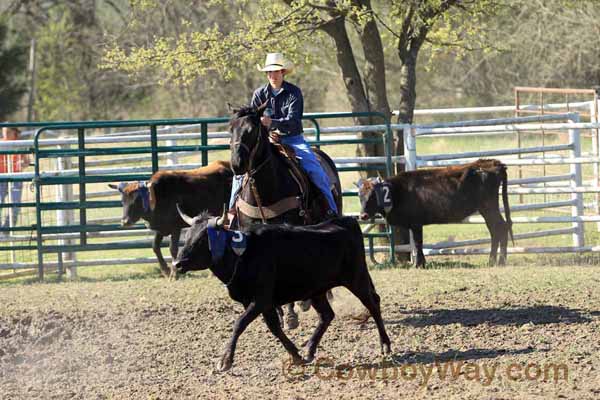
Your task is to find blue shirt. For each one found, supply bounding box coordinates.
[250,81,304,136]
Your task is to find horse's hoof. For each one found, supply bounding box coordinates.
[286,314,299,330]
[299,300,311,312]
[304,354,315,364]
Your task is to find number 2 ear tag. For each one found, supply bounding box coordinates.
[375,183,393,213]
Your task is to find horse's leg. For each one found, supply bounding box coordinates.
[285,303,299,330]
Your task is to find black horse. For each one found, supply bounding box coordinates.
[229,104,343,328]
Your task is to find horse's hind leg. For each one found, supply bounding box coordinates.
[285,303,299,330]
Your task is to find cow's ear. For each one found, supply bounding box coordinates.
[147,181,156,210]
[108,183,118,190]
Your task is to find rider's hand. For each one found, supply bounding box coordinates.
[269,133,281,143]
[260,116,272,127]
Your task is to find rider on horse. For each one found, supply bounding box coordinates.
[228,52,339,217]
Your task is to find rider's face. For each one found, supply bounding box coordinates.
[266,70,284,89]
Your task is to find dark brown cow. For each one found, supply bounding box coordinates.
[358,159,513,267]
[109,160,233,278]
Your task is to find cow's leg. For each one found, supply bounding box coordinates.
[168,229,181,280]
[480,207,508,266]
[304,293,335,363]
[152,232,170,278]
[219,301,261,372]
[412,226,426,268]
[284,303,299,330]
[262,308,303,364]
[346,276,392,355]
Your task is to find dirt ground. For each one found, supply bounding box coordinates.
[1,266,599,399]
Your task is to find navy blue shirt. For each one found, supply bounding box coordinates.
[250,81,304,136]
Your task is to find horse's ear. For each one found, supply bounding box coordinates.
[228,103,241,114]
[256,101,268,116]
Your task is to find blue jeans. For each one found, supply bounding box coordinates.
[229,135,338,213]
[0,181,23,229]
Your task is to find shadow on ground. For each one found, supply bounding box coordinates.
[389,305,590,327]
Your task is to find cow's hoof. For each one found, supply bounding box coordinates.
[286,314,299,330]
[303,354,315,364]
[299,300,311,312]
[382,343,391,355]
[217,356,233,372]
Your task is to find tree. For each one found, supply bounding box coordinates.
[0,17,27,121]
[104,0,504,253]
[105,0,503,160]
[4,0,149,121]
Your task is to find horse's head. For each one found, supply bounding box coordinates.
[229,103,268,175]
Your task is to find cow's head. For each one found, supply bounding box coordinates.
[108,181,153,226]
[356,176,392,220]
[173,206,229,273]
[229,103,267,175]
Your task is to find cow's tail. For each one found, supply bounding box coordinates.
[501,164,514,245]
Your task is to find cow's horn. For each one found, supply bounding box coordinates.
[176,204,196,226]
[376,171,384,182]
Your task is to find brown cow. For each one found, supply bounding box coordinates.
[109,160,233,278]
[358,159,513,267]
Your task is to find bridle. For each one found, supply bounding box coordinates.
[232,115,272,177]
[232,113,273,223]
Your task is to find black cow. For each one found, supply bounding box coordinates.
[173,209,391,372]
[109,160,233,278]
[358,159,513,267]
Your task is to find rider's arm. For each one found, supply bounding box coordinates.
[270,91,303,136]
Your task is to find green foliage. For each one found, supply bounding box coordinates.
[34,8,86,120]
[26,2,148,121]
[0,17,28,120]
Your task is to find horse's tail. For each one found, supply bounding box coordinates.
[313,147,343,215]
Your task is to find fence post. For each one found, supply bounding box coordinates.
[7,153,16,268]
[201,123,208,166]
[403,126,417,263]
[404,126,417,172]
[56,142,76,279]
[568,114,585,248]
[591,97,600,230]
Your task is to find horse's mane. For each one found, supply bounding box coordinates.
[232,105,258,120]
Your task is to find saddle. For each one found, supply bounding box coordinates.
[234,141,312,222]
[271,142,311,199]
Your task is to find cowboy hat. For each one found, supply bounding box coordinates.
[256,53,294,74]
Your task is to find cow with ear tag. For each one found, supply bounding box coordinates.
[173,206,391,372]
[357,159,513,268]
[108,160,233,279]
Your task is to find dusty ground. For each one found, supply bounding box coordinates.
[1,266,599,399]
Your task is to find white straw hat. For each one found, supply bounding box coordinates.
[257,53,294,74]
